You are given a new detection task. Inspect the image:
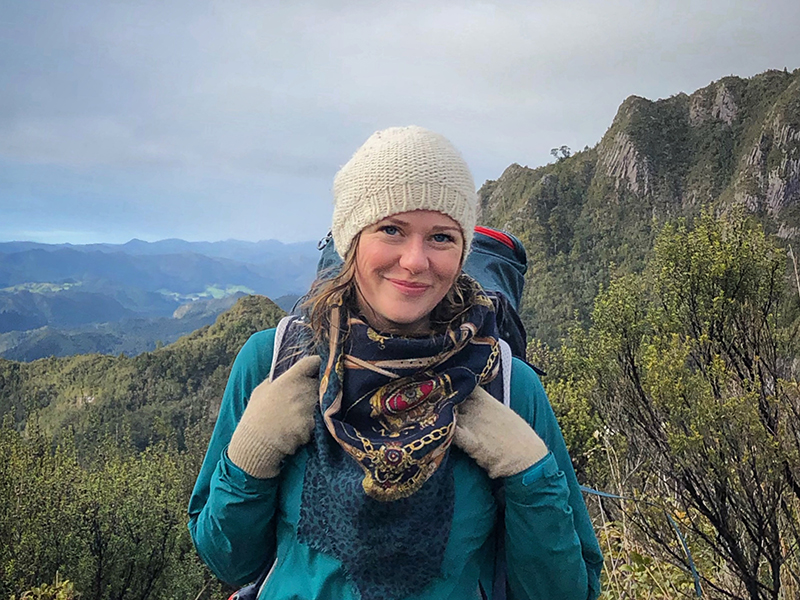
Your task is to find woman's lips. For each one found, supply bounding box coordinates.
[388,278,430,296]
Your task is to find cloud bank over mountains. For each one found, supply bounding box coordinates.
[1,0,798,244]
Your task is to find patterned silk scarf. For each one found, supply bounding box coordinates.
[297,276,502,600]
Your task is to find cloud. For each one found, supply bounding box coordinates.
[0,0,798,242]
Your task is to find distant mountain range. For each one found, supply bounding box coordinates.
[0,237,317,264]
[0,238,318,360]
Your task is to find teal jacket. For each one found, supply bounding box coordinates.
[188,329,603,599]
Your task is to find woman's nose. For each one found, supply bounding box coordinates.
[398,237,429,273]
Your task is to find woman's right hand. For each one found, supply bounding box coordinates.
[227,355,322,479]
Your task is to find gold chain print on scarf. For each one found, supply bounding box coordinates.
[477,339,500,383]
[355,422,455,501]
[349,372,458,501]
[340,342,499,502]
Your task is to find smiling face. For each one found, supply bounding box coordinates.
[353,210,464,336]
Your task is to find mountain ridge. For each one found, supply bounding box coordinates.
[478,68,800,344]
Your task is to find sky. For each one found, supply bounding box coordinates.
[1,0,799,245]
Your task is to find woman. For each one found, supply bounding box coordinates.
[188,126,603,600]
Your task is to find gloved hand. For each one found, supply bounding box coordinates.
[454,385,548,479]
[228,355,322,479]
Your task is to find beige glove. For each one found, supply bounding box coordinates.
[228,355,321,479]
[454,385,548,479]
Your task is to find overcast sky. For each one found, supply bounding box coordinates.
[1,0,798,245]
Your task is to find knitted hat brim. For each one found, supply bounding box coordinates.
[334,183,476,259]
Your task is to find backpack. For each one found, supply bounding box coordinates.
[231,226,530,600]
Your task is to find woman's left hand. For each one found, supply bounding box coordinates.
[453,385,548,479]
[227,355,321,479]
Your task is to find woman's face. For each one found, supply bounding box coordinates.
[354,210,464,336]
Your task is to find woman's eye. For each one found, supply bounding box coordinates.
[432,233,455,243]
[380,225,399,236]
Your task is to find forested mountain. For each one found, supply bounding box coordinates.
[472,69,800,600]
[0,293,243,362]
[479,68,800,344]
[0,295,285,448]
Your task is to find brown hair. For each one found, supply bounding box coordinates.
[300,234,361,348]
[299,233,475,348]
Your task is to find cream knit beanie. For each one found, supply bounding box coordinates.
[331,126,478,259]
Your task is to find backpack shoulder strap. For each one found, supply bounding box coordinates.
[270,314,313,381]
[229,315,311,599]
[484,339,513,600]
[270,315,297,381]
[498,338,512,409]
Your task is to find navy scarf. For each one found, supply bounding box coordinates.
[297,276,502,600]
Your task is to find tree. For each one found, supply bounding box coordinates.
[11,573,79,600]
[550,145,572,161]
[0,418,225,600]
[565,210,800,599]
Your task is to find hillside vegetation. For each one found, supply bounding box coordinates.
[0,295,285,446]
[0,295,285,599]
